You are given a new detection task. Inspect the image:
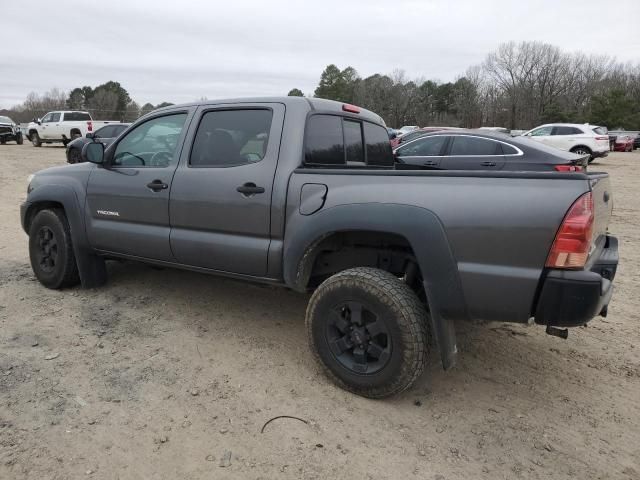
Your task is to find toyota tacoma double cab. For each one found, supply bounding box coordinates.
[21,97,618,398]
[26,111,115,147]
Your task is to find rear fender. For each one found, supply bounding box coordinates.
[283,203,466,369]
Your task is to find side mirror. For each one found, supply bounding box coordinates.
[36,119,42,125]
[82,142,105,164]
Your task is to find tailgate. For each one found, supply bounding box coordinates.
[588,173,613,264]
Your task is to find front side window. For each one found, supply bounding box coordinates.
[113,113,187,167]
[530,126,553,136]
[397,136,446,157]
[449,136,500,156]
[190,109,273,167]
[49,113,61,123]
[41,113,53,123]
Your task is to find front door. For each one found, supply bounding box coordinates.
[394,135,447,169]
[85,111,191,261]
[169,103,285,276]
[39,112,60,139]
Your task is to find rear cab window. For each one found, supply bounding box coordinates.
[304,114,393,167]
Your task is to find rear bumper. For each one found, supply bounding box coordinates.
[534,235,618,327]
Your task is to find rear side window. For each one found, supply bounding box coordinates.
[501,143,519,155]
[364,122,393,166]
[64,112,91,121]
[449,136,500,156]
[190,109,273,167]
[304,114,393,167]
[553,126,583,135]
[592,126,608,135]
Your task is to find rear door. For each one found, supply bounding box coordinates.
[440,135,506,170]
[169,103,285,276]
[85,111,192,261]
[394,135,447,169]
[551,126,582,151]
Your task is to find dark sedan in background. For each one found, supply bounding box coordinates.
[394,130,589,171]
[66,123,129,163]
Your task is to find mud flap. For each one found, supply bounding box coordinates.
[74,247,108,288]
[424,280,458,370]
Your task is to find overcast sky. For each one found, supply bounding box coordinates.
[2,0,639,109]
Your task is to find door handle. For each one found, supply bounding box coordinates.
[146,179,168,192]
[237,182,265,196]
[481,161,497,167]
[423,160,436,166]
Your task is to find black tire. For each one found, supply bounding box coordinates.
[306,267,429,398]
[0,138,5,145]
[28,209,80,289]
[16,134,23,145]
[31,132,42,147]
[68,148,81,164]
[71,132,81,140]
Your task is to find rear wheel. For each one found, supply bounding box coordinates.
[28,209,80,289]
[570,146,591,157]
[31,132,42,147]
[306,267,429,398]
[16,133,23,145]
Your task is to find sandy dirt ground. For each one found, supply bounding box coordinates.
[0,143,638,480]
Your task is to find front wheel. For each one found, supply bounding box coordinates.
[306,267,430,398]
[31,132,42,147]
[28,209,80,289]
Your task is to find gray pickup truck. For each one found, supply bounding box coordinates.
[21,97,618,398]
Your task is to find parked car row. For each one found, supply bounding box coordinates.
[66,123,130,163]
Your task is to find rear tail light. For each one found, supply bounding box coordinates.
[87,121,93,132]
[545,192,594,269]
[554,165,583,172]
[595,136,609,141]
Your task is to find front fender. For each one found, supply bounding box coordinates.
[21,184,106,288]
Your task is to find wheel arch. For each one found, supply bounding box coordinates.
[22,185,106,288]
[283,203,466,369]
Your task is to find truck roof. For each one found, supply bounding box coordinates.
[152,96,386,126]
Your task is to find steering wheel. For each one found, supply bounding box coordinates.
[149,151,172,167]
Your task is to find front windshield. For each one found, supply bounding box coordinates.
[0,116,13,124]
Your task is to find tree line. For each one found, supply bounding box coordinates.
[1,81,174,124]
[289,41,640,130]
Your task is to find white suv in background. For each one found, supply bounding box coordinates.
[522,123,609,162]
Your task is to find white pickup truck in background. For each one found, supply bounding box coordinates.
[27,111,117,147]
